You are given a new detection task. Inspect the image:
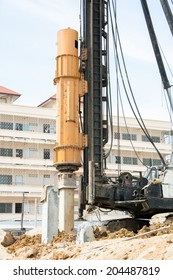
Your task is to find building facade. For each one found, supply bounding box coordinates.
[105,116,172,177]
[0,86,57,226]
[0,86,172,225]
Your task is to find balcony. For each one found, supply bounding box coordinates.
[106,139,172,155]
[106,163,147,177]
[0,184,42,197]
[0,156,55,171]
[0,129,56,144]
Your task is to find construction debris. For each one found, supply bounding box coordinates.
[1,232,16,247]
[126,225,171,241]
[7,234,41,254]
[0,221,173,260]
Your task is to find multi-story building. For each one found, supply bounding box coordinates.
[0,85,172,226]
[0,86,57,227]
[105,116,172,177]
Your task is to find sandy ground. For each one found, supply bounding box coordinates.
[1,221,173,260]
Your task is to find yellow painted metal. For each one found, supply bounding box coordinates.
[54,28,85,171]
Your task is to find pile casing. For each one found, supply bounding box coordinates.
[54,28,86,171]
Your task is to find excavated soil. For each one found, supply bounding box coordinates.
[1,221,173,260]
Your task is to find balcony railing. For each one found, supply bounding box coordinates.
[106,139,172,154]
[0,129,56,143]
[0,184,42,196]
[0,156,55,169]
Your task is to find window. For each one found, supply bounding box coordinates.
[29,148,38,158]
[153,159,162,166]
[43,124,50,133]
[50,127,55,133]
[0,148,13,157]
[37,203,42,214]
[15,123,23,131]
[29,174,38,178]
[143,158,162,166]
[142,135,149,142]
[122,133,137,141]
[16,149,23,158]
[0,175,12,184]
[151,136,160,143]
[0,121,13,130]
[29,174,38,185]
[15,203,22,213]
[142,135,160,143]
[115,156,121,164]
[44,149,50,159]
[114,132,120,139]
[143,158,152,166]
[123,157,137,165]
[0,203,12,213]
[132,158,138,165]
[123,157,131,164]
[164,134,171,144]
[15,175,23,185]
[43,174,51,185]
[29,123,38,132]
[23,123,29,131]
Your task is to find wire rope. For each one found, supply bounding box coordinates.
[109,0,166,167]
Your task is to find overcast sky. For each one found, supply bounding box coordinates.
[1,0,173,121]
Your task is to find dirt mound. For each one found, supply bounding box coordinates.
[138,221,173,235]
[51,247,81,260]
[5,231,76,260]
[94,225,134,239]
[0,229,14,260]
[51,231,76,244]
[1,221,173,260]
[93,221,173,240]
[1,232,16,247]
[7,234,41,254]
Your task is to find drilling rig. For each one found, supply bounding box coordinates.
[53,0,173,233]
